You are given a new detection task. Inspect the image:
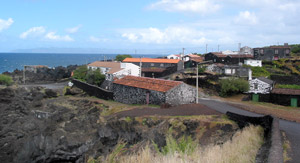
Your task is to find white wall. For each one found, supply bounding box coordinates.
[167,54,180,60]
[121,63,140,77]
[244,60,262,67]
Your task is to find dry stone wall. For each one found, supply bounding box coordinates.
[166,83,196,106]
[113,84,166,105]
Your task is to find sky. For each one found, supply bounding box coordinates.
[0,0,299,54]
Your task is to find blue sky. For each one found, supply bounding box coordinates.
[0,0,299,54]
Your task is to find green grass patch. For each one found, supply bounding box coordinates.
[276,84,300,89]
[0,74,13,86]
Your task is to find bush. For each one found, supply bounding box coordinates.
[219,78,249,97]
[115,54,132,61]
[0,74,13,86]
[73,66,105,86]
[251,67,270,77]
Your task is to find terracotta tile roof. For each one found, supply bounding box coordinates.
[271,88,300,95]
[142,67,166,73]
[191,58,203,63]
[113,76,182,92]
[210,52,227,58]
[88,61,123,74]
[123,58,181,63]
[188,54,201,58]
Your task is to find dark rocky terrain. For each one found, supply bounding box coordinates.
[3,65,78,84]
[0,86,238,163]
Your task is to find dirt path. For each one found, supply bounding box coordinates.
[115,104,221,117]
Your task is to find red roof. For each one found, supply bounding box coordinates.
[211,52,227,58]
[271,88,300,95]
[123,58,180,64]
[113,76,182,92]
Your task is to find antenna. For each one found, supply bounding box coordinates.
[218,45,220,52]
[206,44,208,53]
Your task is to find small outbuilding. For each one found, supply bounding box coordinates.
[248,77,275,94]
[113,76,196,106]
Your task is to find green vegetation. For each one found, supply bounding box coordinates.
[219,78,249,97]
[72,66,105,87]
[0,74,13,86]
[277,84,300,89]
[291,44,300,54]
[153,129,196,156]
[198,66,206,74]
[252,66,271,77]
[115,54,132,61]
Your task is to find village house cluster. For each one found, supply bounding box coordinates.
[70,43,299,107]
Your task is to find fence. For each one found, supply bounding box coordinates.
[72,79,113,100]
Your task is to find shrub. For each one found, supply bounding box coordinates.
[251,67,270,77]
[0,74,13,86]
[219,78,249,97]
[115,54,132,61]
[73,66,105,86]
[72,66,88,81]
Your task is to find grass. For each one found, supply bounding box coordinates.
[109,125,264,163]
[276,84,300,89]
[282,132,292,163]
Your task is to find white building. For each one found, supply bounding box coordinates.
[244,59,262,67]
[248,77,274,94]
[167,54,181,60]
[87,61,140,81]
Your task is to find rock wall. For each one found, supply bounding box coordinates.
[113,84,166,105]
[166,83,196,106]
[72,79,113,100]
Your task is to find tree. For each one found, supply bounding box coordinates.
[0,74,13,86]
[219,78,249,97]
[72,66,88,81]
[115,54,132,61]
[85,70,105,86]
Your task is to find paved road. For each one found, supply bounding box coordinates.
[199,98,300,163]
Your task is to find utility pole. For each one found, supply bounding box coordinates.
[218,45,220,52]
[139,57,142,77]
[196,64,199,104]
[182,48,185,60]
[238,43,241,65]
[206,44,208,53]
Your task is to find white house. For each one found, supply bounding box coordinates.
[244,59,262,67]
[248,77,274,94]
[167,54,181,60]
[87,61,140,81]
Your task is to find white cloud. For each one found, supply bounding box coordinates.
[20,26,46,39]
[66,25,82,34]
[234,11,258,25]
[45,32,74,41]
[0,18,13,32]
[148,0,220,14]
[122,26,209,45]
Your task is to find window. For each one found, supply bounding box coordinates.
[160,63,164,67]
[260,49,264,54]
[286,49,290,54]
[254,83,258,90]
[275,49,278,54]
[151,63,154,66]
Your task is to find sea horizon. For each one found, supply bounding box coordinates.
[0,53,166,73]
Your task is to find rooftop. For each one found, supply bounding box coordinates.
[257,77,274,85]
[88,61,123,74]
[123,58,181,63]
[113,76,182,92]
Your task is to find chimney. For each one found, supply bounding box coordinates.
[284,43,288,47]
[248,69,252,81]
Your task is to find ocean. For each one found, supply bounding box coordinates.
[0,53,165,73]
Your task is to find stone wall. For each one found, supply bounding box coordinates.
[72,79,113,100]
[113,84,166,105]
[166,83,196,106]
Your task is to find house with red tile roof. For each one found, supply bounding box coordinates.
[123,58,184,78]
[113,76,196,105]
